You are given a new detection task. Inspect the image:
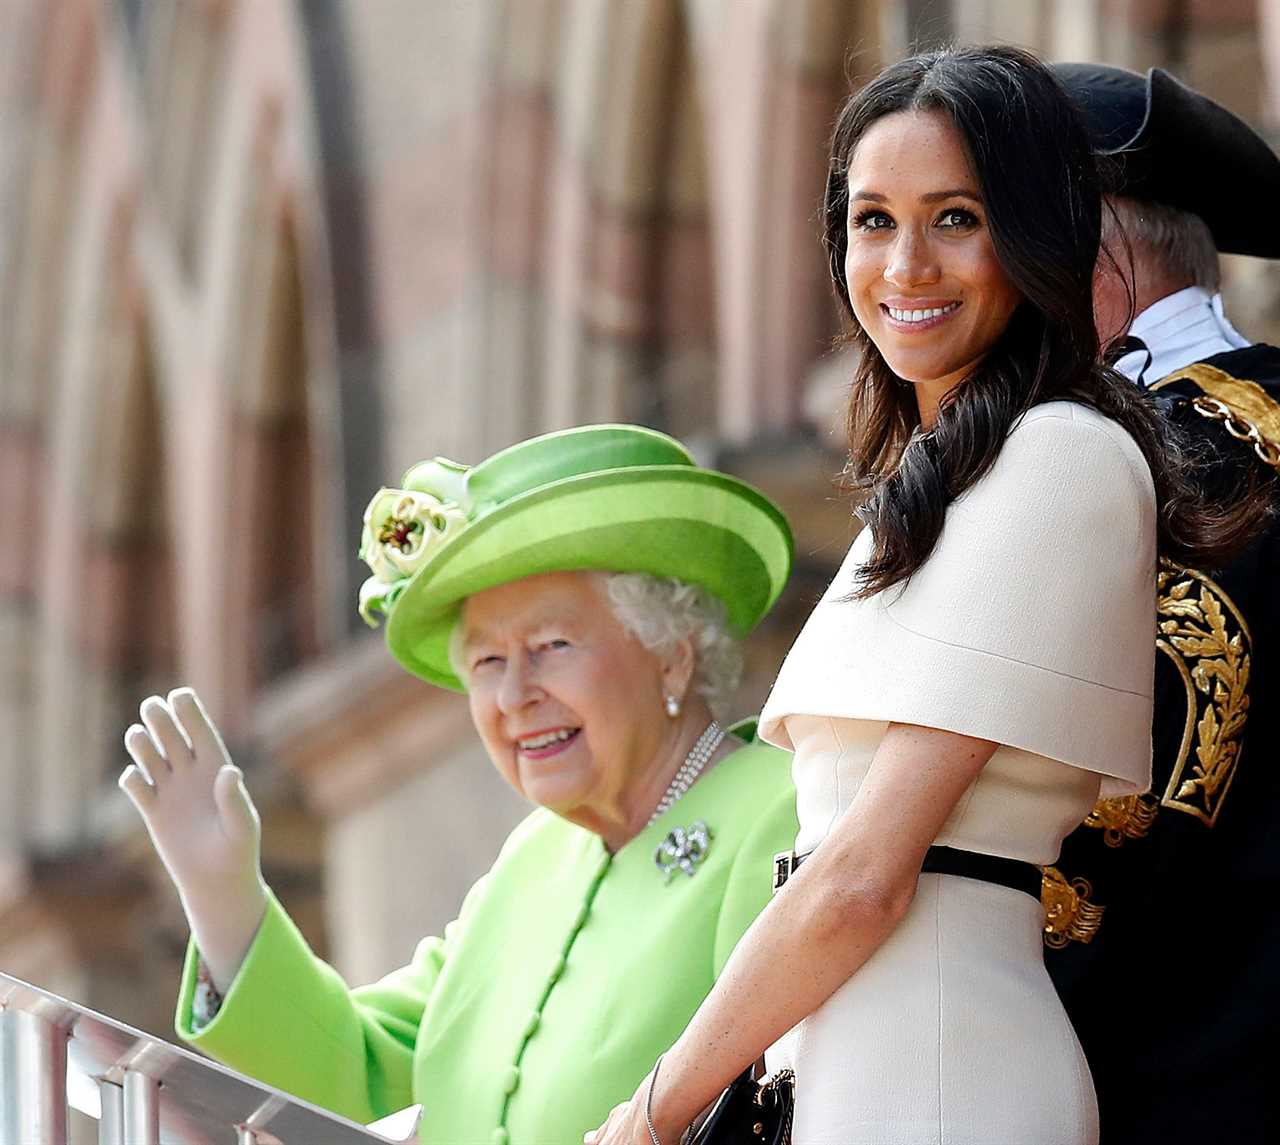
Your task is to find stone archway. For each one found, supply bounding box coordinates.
[535,0,717,438]
[0,0,102,874]
[223,175,325,716]
[33,193,172,850]
[143,0,346,741]
[693,0,884,443]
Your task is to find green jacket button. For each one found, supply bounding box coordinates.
[491,1129,509,1145]
[524,1011,541,1037]
[503,1065,521,1095]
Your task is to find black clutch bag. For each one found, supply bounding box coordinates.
[681,1064,794,1145]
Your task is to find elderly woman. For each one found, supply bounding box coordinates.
[118,424,796,1144]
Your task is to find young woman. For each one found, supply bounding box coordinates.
[588,45,1243,1145]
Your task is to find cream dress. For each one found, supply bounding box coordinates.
[760,402,1157,1145]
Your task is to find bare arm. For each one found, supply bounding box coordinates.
[588,721,998,1145]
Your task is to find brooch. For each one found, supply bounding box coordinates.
[654,821,713,883]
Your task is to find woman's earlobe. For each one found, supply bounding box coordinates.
[662,639,697,706]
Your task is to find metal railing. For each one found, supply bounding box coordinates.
[0,971,406,1144]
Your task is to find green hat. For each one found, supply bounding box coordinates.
[357,424,794,691]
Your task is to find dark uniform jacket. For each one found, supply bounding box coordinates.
[1046,344,1280,1144]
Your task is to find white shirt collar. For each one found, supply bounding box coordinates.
[1114,286,1250,386]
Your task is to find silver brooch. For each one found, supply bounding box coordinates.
[654,821,713,883]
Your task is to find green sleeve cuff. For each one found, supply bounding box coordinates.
[175,888,305,1046]
[173,888,381,1120]
[173,887,427,1123]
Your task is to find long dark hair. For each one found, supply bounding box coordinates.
[825,45,1259,597]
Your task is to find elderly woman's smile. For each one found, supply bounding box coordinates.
[460,570,697,847]
[516,727,581,757]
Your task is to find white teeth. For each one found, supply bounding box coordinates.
[886,303,959,323]
[519,728,577,750]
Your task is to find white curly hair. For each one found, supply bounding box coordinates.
[596,572,743,721]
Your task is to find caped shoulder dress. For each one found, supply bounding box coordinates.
[759,402,1157,1145]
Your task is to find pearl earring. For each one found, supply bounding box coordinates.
[664,694,681,718]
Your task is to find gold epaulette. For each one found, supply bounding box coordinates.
[1044,561,1252,949]
[1150,363,1280,469]
[1153,560,1252,826]
[1041,866,1105,947]
[1042,365,1267,951]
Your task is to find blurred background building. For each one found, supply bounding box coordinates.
[2,0,1279,1053]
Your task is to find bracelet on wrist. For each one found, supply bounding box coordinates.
[645,1054,666,1145]
[191,958,224,1030]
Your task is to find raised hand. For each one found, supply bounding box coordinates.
[119,688,268,991]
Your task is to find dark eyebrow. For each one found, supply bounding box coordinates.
[849,188,982,205]
[921,188,981,204]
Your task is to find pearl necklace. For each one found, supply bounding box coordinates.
[647,721,725,826]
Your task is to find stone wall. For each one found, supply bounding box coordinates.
[1,0,1277,1046]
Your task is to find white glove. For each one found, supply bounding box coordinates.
[118,687,268,993]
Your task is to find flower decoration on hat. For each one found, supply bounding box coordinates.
[357,458,472,626]
[363,425,793,690]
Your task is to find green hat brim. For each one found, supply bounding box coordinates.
[385,465,793,691]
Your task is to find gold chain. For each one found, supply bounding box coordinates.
[1189,395,1280,469]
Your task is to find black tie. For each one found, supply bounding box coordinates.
[1104,335,1152,385]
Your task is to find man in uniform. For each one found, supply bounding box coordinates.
[1046,62,1280,1144]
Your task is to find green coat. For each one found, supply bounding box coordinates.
[176,737,797,1144]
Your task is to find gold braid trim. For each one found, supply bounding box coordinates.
[1083,792,1159,847]
[1041,866,1105,948]
[1150,362,1280,468]
[1153,560,1251,827]
[1076,561,1251,842]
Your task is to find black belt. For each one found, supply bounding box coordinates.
[771,844,1042,899]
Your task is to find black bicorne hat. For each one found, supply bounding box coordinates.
[1052,62,1280,259]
